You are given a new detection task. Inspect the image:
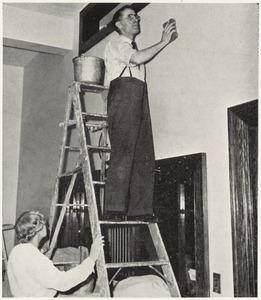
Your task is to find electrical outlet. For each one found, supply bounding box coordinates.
[213,273,221,294]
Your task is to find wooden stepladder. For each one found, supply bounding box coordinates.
[48,81,181,297]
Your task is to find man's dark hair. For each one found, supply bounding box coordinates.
[112,5,135,34]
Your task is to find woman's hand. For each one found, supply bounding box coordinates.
[89,236,105,261]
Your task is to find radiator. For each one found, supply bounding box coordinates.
[107,226,134,263]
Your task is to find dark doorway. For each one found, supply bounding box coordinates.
[228,99,258,297]
[154,153,209,297]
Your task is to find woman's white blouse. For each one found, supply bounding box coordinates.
[7,243,95,297]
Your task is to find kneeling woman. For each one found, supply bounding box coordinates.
[7,211,104,297]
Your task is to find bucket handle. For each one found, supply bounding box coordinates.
[80,54,85,61]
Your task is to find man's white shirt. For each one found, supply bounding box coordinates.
[104,34,145,84]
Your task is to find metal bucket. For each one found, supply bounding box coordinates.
[72,55,105,85]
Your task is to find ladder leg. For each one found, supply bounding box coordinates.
[49,83,112,297]
[148,223,181,297]
[49,90,74,232]
[71,83,111,297]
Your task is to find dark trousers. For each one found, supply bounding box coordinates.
[105,77,155,216]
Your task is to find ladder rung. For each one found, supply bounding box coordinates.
[63,146,80,151]
[93,181,105,185]
[57,166,82,178]
[99,220,150,225]
[105,260,169,269]
[82,112,108,120]
[59,122,107,132]
[87,145,111,152]
[85,123,108,132]
[2,224,15,231]
[53,203,89,207]
[59,120,76,127]
[85,122,107,126]
[78,82,109,93]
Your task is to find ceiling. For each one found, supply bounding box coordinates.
[3,3,87,67]
[4,3,87,19]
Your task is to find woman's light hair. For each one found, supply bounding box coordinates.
[15,211,46,243]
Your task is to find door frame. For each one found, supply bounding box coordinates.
[193,153,210,297]
[155,152,210,297]
[228,99,258,297]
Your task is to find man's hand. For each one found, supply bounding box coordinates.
[161,19,178,45]
[130,19,178,65]
[89,236,105,261]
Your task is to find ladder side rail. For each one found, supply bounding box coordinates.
[72,83,102,236]
[99,128,108,215]
[148,223,181,297]
[49,92,74,232]
[72,83,110,297]
[99,92,108,216]
[47,173,78,259]
[2,231,8,280]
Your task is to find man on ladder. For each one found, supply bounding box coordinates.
[104,6,178,222]
[47,6,180,296]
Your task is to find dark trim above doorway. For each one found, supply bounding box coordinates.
[79,3,150,55]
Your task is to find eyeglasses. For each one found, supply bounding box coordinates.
[121,14,141,21]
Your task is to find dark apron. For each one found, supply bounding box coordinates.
[105,67,155,216]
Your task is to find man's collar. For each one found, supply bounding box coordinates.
[119,34,133,44]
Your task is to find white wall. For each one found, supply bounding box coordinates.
[85,3,258,297]
[15,16,80,219]
[3,65,24,254]
[3,4,74,53]
[142,4,257,297]
[3,9,80,236]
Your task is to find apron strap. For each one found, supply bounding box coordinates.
[119,66,133,78]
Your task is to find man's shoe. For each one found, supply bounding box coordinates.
[127,214,158,223]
